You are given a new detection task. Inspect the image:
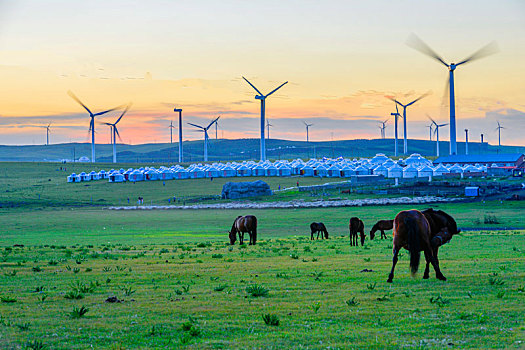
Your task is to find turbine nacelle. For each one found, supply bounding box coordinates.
[255,95,264,100]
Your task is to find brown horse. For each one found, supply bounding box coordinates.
[349,217,365,246]
[370,220,393,240]
[387,210,446,283]
[229,215,257,245]
[310,222,329,240]
[421,208,460,279]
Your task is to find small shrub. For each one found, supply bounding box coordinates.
[70,305,89,319]
[496,291,505,299]
[290,253,299,260]
[48,260,58,266]
[72,268,80,274]
[376,295,390,302]
[38,294,48,303]
[0,296,17,303]
[303,246,311,253]
[16,322,30,331]
[26,340,46,350]
[121,286,136,296]
[33,286,45,293]
[429,295,450,307]
[366,282,376,290]
[32,266,42,272]
[262,313,279,326]
[484,215,500,224]
[488,276,504,286]
[85,268,92,272]
[345,297,359,306]
[310,302,321,313]
[211,254,223,259]
[246,284,269,297]
[275,272,289,279]
[214,285,227,292]
[4,270,17,277]
[64,290,84,300]
[196,243,206,248]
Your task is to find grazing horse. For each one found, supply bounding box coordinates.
[310,222,329,240]
[229,215,258,245]
[387,210,446,283]
[349,217,365,246]
[421,208,461,279]
[370,220,393,240]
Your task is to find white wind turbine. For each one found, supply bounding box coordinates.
[495,121,505,147]
[390,104,402,157]
[242,77,288,161]
[388,92,428,154]
[168,120,175,144]
[44,123,51,145]
[68,91,124,163]
[304,122,313,143]
[407,33,498,155]
[266,119,273,140]
[428,115,448,157]
[378,119,388,139]
[103,104,131,163]
[188,116,220,162]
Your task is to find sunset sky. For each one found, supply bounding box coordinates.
[0,0,524,146]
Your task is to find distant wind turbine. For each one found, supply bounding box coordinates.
[378,119,388,139]
[390,104,402,157]
[266,119,273,140]
[428,115,448,157]
[188,116,220,161]
[242,76,288,161]
[495,121,505,147]
[103,104,131,163]
[173,108,183,162]
[44,123,51,146]
[388,92,428,154]
[304,122,313,143]
[168,120,175,144]
[407,33,498,155]
[68,91,124,163]
[426,123,434,141]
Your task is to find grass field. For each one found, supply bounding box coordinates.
[0,162,524,349]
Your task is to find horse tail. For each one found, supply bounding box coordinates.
[404,216,420,276]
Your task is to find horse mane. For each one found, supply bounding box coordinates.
[423,208,459,234]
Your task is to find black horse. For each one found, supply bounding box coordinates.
[349,217,365,246]
[310,222,329,240]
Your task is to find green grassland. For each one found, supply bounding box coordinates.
[0,162,524,349]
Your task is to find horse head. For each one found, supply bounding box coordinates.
[228,230,237,245]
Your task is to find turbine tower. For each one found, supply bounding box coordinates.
[388,93,428,154]
[188,116,220,162]
[304,122,313,143]
[173,108,183,162]
[242,76,288,161]
[68,91,124,163]
[45,123,51,146]
[465,129,469,155]
[378,119,388,139]
[407,33,498,155]
[390,104,402,157]
[426,123,434,141]
[266,119,273,139]
[495,121,505,147]
[169,120,175,144]
[103,104,131,163]
[428,115,448,157]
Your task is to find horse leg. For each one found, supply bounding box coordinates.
[381,230,386,239]
[317,231,320,240]
[248,231,253,245]
[360,231,365,246]
[387,246,400,283]
[426,247,446,281]
[423,252,431,279]
[239,232,244,245]
[311,231,314,240]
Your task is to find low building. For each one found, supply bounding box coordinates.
[434,153,524,168]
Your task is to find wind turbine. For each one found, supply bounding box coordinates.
[465,129,469,155]
[188,116,220,162]
[428,115,448,157]
[242,76,288,161]
[378,119,388,139]
[304,122,313,143]
[173,108,183,162]
[44,123,51,145]
[388,92,428,154]
[426,123,434,141]
[495,121,505,147]
[103,104,131,163]
[390,104,402,157]
[169,120,175,144]
[407,33,498,155]
[266,119,273,140]
[68,91,124,163]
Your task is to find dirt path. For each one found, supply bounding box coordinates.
[108,196,459,210]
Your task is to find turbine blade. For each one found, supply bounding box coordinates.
[68,90,93,115]
[206,116,220,129]
[187,122,204,129]
[406,33,449,67]
[93,104,126,117]
[456,41,499,66]
[426,113,436,124]
[439,123,448,127]
[406,91,430,107]
[242,76,263,96]
[265,81,288,97]
[115,103,131,124]
[115,126,122,141]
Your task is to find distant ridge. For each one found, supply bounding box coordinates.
[0,138,523,162]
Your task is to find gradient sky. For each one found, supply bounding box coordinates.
[0,0,524,146]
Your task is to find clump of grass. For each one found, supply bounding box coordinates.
[211,254,223,259]
[15,322,30,331]
[64,290,84,300]
[429,295,450,307]
[121,286,136,297]
[214,284,227,292]
[311,271,323,281]
[38,294,48,303]
[33,286,45,293]
[70,280,98,294]
[72,267,80,274]
[290,253,299,260]
[345,297,359,306]
[303,246,311,253]
[70,305,89,319]
[102,266,112,272]
[484,215,500,224]
[246,284,269,297]
[517,285,525,293]
[182,285,190,293]
[181,317,201,337]
[488,276,504,285]
[32,266,42,272]
[376,295,390,302]
[496,291,505,299]
[310,302,321,313]
[262,313,279,326]
[48,260,58,266]
[366,282,376,290]
[148,324,163,336]
[275,272,289,279]
[26,339,46,350]
[0,296,17,303]
[4,270,17,277]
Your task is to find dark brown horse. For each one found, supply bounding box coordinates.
[387,210,446,283]
[421,208,460,279]
[229,215,257,245]
[370,220,393,240]
[310,222,329,240]
[349,217,365,246]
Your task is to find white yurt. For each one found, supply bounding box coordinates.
[327,164,341,177]
[89,171,100,181]
[129,169,144,182]
[252,164,266,176]
[433,164,449,176]
[448,164,464,174]
[173,168,190,179]
[221,165,236,177]
[354,165,369,176]
[159,168,174,180]
[402,164,419,178]
[98,170,108,179]
[370,153,390,165]
[463,165,480,173]
[314,164,328,177]
[205,166,220,178]
[277,165,292,177]
[340,165,356,177]
[79,172,91,181]
[109,173,125,183]
[144,169,159,181]
[189,167,205,179]
[387,163,403,178]
[265,164,278,177]
[123,169,133,181]
[418,165,434,178]
[300,164,314,177]
[373,164,389,177]
[67,173,81,183]
[236,164,252,177]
